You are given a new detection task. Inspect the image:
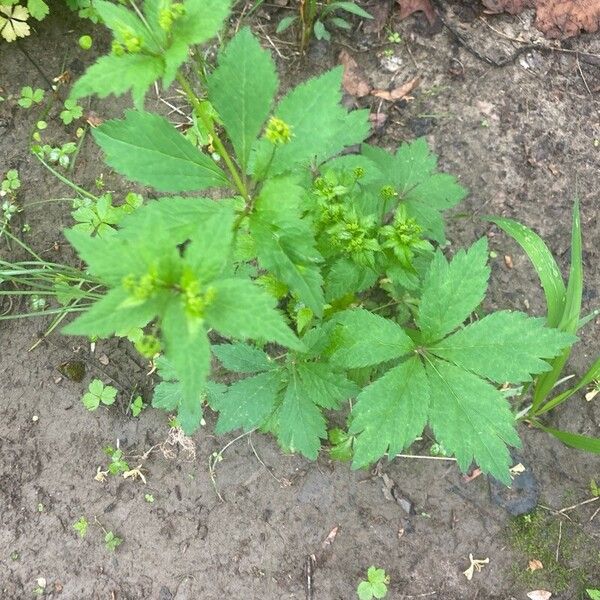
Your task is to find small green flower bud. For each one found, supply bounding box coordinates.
[265,116,293,145]
[79,35,93,50]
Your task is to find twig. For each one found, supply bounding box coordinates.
[590,505,600,522]
[576,55,592,96]
[395,453,457,462]
[557,496,600,514]
[304,554,315,600]
[248,435,289,486]
[555,520,562,562]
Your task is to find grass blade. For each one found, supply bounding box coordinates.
[536,355,600,415]
[535,423,600,453]
[532,200,582,411]
[486,216,566,327]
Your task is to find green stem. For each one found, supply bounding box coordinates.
[175,72,249,201]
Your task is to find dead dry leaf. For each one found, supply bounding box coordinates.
[481,0,600,38]
[527,559,544,571]
[339,49,371,97]
[364,0,393,34]
[321,525,339,548]
[396,0,437,25]
[372,76,420,101]
[527,591,552,600]
[462,468,483,483]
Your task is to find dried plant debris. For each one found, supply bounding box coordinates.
[482,0,600,38]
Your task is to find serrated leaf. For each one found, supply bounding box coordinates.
[296,362,358,409]
[70,54,164,110]
[417,238,490,342]
[212,342,274,373]
[250,177,324,315]
[162,0,230,85]
[330,308,413,368]
[205,278,303,351]
[62,288,164,337]
[429,311,576,384]
[161,303,210,434]
[250,68,370,177]
[278,368,327,460]
[362,139,467,243]
[212,370,283,433]
[425,357,520,484]
[152,381,183,411]
[93,111,229,192]
[324,258,377,302]
[349,357,429,468]
[207,27,278,170]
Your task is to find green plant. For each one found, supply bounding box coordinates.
[73,516,89,537]
[104,530,123,551]
[144,493,155,503]
[1,169,20,194]
[587,590,600,600]
[0,0,98,42]
[82,379,117,410]
[489,203,600,454]
[103,445,130,474]
[3,0,595,486]
[357,566,389,600]
[79,34,92,49]
[18,86,44,108]
[130,394,146,416]
[276,0,372,50]
[33,142,78,169]
[60,99,83,125]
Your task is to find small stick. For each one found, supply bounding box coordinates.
[555,520,562,562]
[304,554,316,600]
[590,505,600,522]
[576,55,592,96]
[558,496,600,514]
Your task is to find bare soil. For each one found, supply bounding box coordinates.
[1,2,599,599]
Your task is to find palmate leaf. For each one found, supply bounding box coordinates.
[204,278,303,351]
[417,238,490,343]
[250,177,324,315]
[349,356,429,468]
[362,139,467,242]
[93,111,229,192]
[330,308,413,368]
[430,311,576,383]
[250,68,370,178]
[207,27,278,171]
[212,370,283,434]
[425,358,520,485]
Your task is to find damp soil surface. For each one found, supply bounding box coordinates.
[1,2,600,599]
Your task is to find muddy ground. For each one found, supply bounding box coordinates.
[1,1,599,599]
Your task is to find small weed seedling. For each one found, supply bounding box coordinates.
[104,530,123,552]
[103,445,130,475]
[60,99,83,125]
[130,395,146,417]
[18,86,44,108]
[82,379,117,411]
[357,566,389,600]
[277,0,372,50]
[144,493,155,503]
[73,516,89,537]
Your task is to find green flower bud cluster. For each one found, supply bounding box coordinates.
[327,212,380,267]
[112,28,143,56]
[179,271,216,318]
[380,205,431,269]
[123,266,160,301]
[265,117,293,145]
[135,334,162,358]
[159,2,186,32]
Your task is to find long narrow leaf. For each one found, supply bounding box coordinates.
[532,200,582,410]
[536,423,600,453]
[487,216,566,327]
[536,355,600,415]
